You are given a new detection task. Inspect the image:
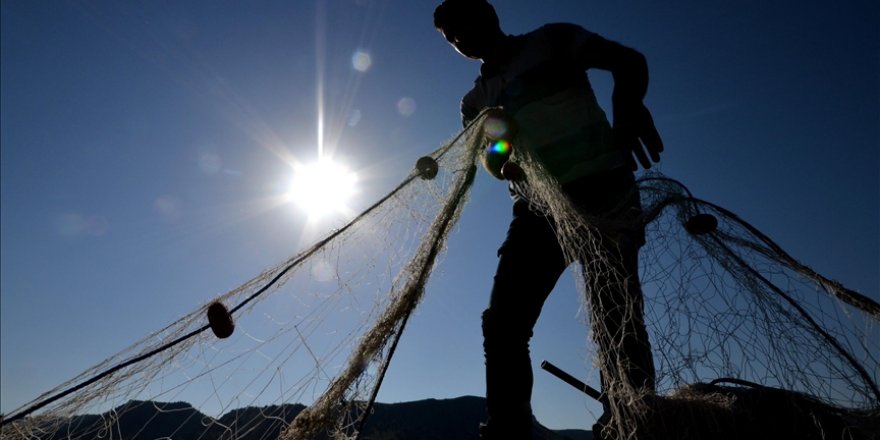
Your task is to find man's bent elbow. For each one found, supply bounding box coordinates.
[619,46,647,77]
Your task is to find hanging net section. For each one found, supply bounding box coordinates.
[0,112,486,440]
[1,108,878,440]
[614,176,879,439]
[499,126,879,439]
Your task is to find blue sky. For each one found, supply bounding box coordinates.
[1,0,877,431]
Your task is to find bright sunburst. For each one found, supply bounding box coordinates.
[287,157,358,220]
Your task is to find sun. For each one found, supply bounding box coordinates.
[287,157,359,220]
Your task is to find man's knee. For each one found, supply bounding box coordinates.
[481,308,501,340]
[481,308,532,348]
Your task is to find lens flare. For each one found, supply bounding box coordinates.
[352,50,372,72]
[489,139,511,155]
[397,97,416,116]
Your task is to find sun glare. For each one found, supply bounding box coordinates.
[288,158,358,220]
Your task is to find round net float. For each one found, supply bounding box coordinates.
[415,156,439,180]
[684,213,719,235]
[207,301,235,339]
[500,161,525,181]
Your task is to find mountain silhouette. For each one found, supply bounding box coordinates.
[27,396,590,440]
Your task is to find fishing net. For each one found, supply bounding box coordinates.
[508,122,879,439]
[1,110,877,440]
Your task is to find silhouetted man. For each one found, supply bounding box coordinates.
[433,1,662,438]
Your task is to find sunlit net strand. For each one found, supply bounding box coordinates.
[280,121,485,440]
[3,195,408,436]
[0,110,486,440]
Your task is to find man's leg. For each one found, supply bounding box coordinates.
[590,232,655,394]
[566,169,655,394]
[587,231,654,440]
[481,201,568,438]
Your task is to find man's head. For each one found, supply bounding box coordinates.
[434,0,504,60]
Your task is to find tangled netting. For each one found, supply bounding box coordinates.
[508,120,879,439]
[1,110,878,440]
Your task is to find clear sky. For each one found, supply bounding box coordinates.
[1,0,878,432]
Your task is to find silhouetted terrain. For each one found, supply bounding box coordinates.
[28,396,590,440]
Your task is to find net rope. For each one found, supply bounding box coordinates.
[1,111,877,439]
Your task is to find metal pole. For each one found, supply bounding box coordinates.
[540,360,604,402]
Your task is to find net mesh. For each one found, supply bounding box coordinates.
[1,111,877,440]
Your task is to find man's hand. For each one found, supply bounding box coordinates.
[614,103,664,170]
